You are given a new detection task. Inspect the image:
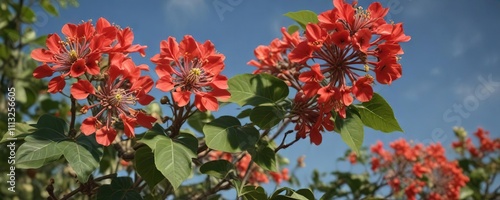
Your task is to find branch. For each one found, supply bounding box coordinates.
[68,95,77,138]
[274,130,300,152]
[192,179,231,200]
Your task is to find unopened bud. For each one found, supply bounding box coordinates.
[453,126,467,139]
[160,96,170,104]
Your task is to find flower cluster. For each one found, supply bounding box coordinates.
[248,0,410,145]
[32,18,156,146]
[208,151,289,185]
[370,139,469,200]
[452,127,500,158]
[32,18,146,93]
[151,35,230,112]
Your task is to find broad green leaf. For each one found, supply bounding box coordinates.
[240,185,268,199]
[237,108,252,118]
[250,106,285,129]
[228,74,289,106]
[96,177,142,200]
[354,93,403,133]
[335,111,364,154]
[200,160,235,179]
[295,189,315,200]
[283,10,319,29]
[139,130,196,189]
[287,25,300,34]
[20,6,36,23]
[134,146,164,188]
[203,116,259,153]
[187,111,214,133]
[22,28,36,43]
[4,29,20,42]
[31,35,47,46]
[1,123,36,143]
[175,133,198,155]
[16,128,66,168]
[58,134,103,183]
[271,187,313,200]
[41,0,59,16]
[0,44,10,59]
[459,186,474,199]
[249,144,277,172]
[34,114,68,134]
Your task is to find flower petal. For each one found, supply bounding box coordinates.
[47,76,66,93]
[71,80,95,99]
[33,64,54,78]
[81,117,97,136]
[95,127,117,146]
[172,89,191,107]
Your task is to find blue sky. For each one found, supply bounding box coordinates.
[33,0,500,196]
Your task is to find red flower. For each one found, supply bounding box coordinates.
[152,35,230,112]
[370,138,469,200]
[74,61,156,146]
[348,152,357,164]
[31,18,147,94]
[290,92,334,145]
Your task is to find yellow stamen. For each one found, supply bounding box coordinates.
[190,68,202,76]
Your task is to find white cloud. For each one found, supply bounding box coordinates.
[483,53,499,66]
[453,84,474,98]
[450,24,482,58]
[164,0,209,30]
[430,67,441,76]
[403,81,433,101]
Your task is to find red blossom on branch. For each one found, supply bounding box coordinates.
[370,139,469,200]
[31,18,146,93]
[248,0,410,145]
[151,35,230,112]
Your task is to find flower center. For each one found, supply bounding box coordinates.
[109,88,136,107]
[186,68,202,85]
[68,49,79,63]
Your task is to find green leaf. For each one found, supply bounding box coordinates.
[250,106,285,129]
[470,168,488,181]
[31,35,47,46]
[228,73,289,106]
[134,146,165,188]
[34,114,68,134]
[57,135,103,183]
[16,128,66,168]
[175,133,198,155]
[295,189,315,200]
[96,177,142,200]
[20,6,36,23]
[287,25,300,34]
[200,160,235,179]
[250,144,277,172]
[459,186,474,199]
[41,0,59,16]
[203,116,259,153]
[237,108,252,118]
[354,93,403,133]
[187,111,214,133]
[335,111,364,154]
[270,187,312,200]
[240,185,268,200]
[283,10,319,29]
[139,130,196,190]
[1,123,36,143]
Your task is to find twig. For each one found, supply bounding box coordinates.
[274,130,299,152]
[69,95,77,138]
